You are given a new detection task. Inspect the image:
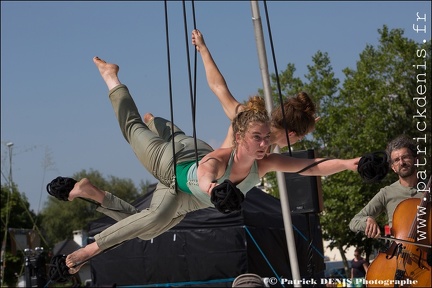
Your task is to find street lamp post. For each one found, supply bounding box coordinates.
[1,142,13,286]
[6,142,13,187]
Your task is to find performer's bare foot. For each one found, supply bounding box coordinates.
[68,178,106,203]
[66,242,101,274]
[93,56,121,90]
[143,113,154,124]
[67,262,85,275]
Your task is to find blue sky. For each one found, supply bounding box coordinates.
[1,1,430,213]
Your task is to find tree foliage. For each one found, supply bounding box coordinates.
[0,168,151,286]
[1,184,39,287]
[263,25,431,263]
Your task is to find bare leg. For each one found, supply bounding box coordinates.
[66,242,101,274]
[68,178,106,204]
[93,56,121,91]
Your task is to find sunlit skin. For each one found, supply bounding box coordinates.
[64,57,120,272]
[65,57,273,273]
[238,122,271,160]
[191,29,319,150]
[65,178,105,272]
[64,56,360,275]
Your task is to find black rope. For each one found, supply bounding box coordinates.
[46,176,97,206]
[263,0,292,156]
[164,1,178,193]
[357,151,389,183]
[46,176,136,215]
[47,242,125,284]
[191,0,198,116]
[192,0,199,166]
[292,150,388,183]
[210,180,244,214]
[182,0,200,167]
[47,255,71,283]
[262,4,320,283]
[163,1,200,191]
[46,176,76,201]
[294,158,332,174]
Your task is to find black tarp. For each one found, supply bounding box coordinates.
[87,186,325,287]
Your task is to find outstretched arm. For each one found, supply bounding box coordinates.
[258,154,360,177]
[192,29,243,121]
[297,157,360,176]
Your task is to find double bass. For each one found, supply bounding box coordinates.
[365,178,431,287]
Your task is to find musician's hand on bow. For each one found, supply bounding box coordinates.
[365,217,381,238]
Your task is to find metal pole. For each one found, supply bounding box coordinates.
[250,2,302,286]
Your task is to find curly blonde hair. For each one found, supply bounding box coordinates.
[231,96,270,148]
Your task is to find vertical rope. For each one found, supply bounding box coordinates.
[191,1,199,161]
[164,0,178,192]
[182,0,199,167]
[262,1,326,282]
[191,0,198,116]
[192,0,199,166]
[262,0,292,156]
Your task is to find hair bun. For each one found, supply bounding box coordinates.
[245,96,266,113]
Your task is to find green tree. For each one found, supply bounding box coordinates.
[1,184,39,287]
[319,25,431,263]
[262,51,341,196]
[258,62,310,197]
[262,25,431,270]
[39,169,150,245]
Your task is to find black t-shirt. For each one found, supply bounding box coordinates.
[351,258,367,278]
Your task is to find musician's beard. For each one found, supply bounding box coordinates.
[397,163,416,178]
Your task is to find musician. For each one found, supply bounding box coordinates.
[349,135,423,238]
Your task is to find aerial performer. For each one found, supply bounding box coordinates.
[45,56,360,274]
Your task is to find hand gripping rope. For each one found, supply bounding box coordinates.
[209,150,387,214]
[294,151,389,183]
[357,151,389,183]
[47,255,72,283]
[211,179,245,214]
